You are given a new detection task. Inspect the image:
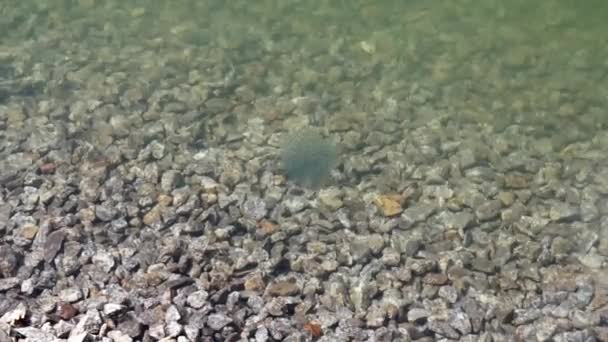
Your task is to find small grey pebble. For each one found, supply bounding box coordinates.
[206,313,232,330]
[59,288,83,303]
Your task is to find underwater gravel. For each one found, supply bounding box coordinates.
[1,2,608,342]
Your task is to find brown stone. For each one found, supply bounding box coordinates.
[373,194,403,217]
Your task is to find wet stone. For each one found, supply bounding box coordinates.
[503,174,530,189]
[95,204,118,222]
[365,304,387,328]
[219,161,242,187]
[391,232,422,257]
[407,259,437,275]
[205,98,231,114]
[54,320,74,338]
[217,193,238,209]
[12,327,56,342]
[407,308,429,322]
[143,140,166,160]
[111,218,129,232]
[475,200,502,221]
[117,314,143,338]
[535,317,558,341]
[241,196,267,220]
[59,288,83,303]
[470,258,496,274]
[165,305,182,322]
[166,320,183,337]
[176,195,199,215]
[20,186,40,210]
[501,202,525,225]
[184,324,200,342]
[149,323,165,340]
[107,331,133,342]
[350,279,377,313]
[401,202,436,225]
[160,170,184,192]
[570,283,595,308]
[20,278,35,295]
[570,309,600,328]
[513,308,541,325]
[318,188,344,211]
[266,278,301,297]
[283,195,308,214]
[551,236,574,256]
[93,250,116,273]
[438,285,459,304]
[380,247,400,266]
[459,189,486,209]
[0,205,10,232]
[449,310,472,335]
[422,273,449,286]
[428,318,460,339]
[0,245,18,277]
[187,290,209,309]
[103,303,126,317]
[549,202,580,222]
[72,309,103,336]
[207,313,233,330]
[580,199,599,222]
[457,148,477,169]
[373,194,402,217]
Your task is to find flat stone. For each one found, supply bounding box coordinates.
[373,194,402,217]
[206,313,232,330]
[266,278,301,297]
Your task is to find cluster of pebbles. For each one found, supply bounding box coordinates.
[2,1,608,341]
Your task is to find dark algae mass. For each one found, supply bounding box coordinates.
[280,128,337,188]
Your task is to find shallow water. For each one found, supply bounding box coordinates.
[1,1,608,341]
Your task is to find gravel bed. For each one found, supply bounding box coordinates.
[1,1,608,341]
